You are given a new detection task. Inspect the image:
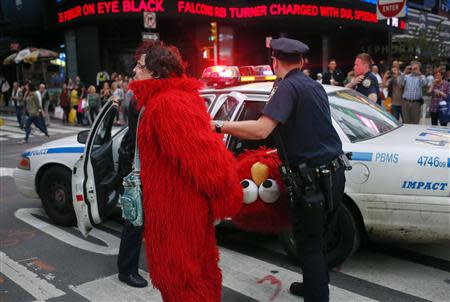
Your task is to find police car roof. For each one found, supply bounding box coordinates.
[201,82,346,95]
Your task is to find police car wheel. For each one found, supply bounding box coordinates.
[278,202,361,269]
[40,166,76,226]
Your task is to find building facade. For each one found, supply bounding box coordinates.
[2,1,448,87]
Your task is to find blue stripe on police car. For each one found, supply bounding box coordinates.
[22,147,85,158]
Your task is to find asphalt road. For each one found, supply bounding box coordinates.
[1,115,449,302]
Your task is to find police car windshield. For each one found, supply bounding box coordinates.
[329,90,401,142]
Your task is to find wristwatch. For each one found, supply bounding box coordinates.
[214,120,224,133]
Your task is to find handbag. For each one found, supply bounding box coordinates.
[438,97,450,124]
[119,108,144,226]
[54,106,64,120]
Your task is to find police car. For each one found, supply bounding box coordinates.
[15,82,450,267]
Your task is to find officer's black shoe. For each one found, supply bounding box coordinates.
[289,282,305,297]
[118,273,148,288]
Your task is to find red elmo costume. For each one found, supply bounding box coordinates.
[233,148,290,234]
[129,78,243,302]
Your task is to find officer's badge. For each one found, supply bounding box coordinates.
[362,78,371,88]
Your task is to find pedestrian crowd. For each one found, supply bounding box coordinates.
[3,71,133,143]
[306,56,450,126]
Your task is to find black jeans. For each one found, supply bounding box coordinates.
[430,112,448,126]
[24,115,48,142]
[291,167,346,302]
[117,220,144,275]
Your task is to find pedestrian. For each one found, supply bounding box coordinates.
[86,85,101,125]
[346,53,380,104]
[400,61,428,124]
[116,80,147,288]
[100,82,112,107]
[20,82,49,144]
[1,77,10,107]
[303,68,311,77]
[428,68,449,126]
[111,82,124,124]
[11,81,24,128]
[382,66,403,121]
[59,83,71,125]
[211,37,347,302]
[128,41,242,301]
[371,64,382,86]
[70,88,82,125]
[38,83,51,126]
[322,58,345,86]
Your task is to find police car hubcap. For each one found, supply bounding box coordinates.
[52,185,66,207]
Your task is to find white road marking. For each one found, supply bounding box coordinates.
[340,250,450,301]
[218,247,377,302]
[15,208,120,255]
[71,269,162,302]
[1,124,77,135]
[0,167,15,177]
[0,251,65,300]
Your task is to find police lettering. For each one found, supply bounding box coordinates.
[401,181,448,191]
[375,153,399,164]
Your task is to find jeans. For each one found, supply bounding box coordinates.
[24,115,48,142]
[16,105,24,127]
[430,112,448,126]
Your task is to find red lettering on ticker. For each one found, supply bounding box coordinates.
[121,0,165,13]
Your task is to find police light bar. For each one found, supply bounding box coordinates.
[240,75,277,82]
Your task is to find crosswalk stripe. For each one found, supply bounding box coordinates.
[219,247,377,302]
[1,124,80,135]
[71,269,162,302]
[0,251,66,300]
[0,167,15,177]
[340,250,450,302]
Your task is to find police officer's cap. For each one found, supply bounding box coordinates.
[271,37,309,62]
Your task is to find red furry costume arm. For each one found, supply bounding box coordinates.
[139,92,242,220]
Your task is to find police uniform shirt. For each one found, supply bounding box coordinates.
[262,68,343,167]
[355,72,380,103]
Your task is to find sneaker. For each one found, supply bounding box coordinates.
[18,140,27,145]
[289,282,305,297]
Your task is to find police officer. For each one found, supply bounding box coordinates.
[346,53,381,104]
[211,37,347,302]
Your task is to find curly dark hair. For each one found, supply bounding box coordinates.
[134,41,185,79]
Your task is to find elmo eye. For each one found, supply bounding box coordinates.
[259,179,280,203]
[241,179,258,204]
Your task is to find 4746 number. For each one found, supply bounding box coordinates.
[417,156,446,168]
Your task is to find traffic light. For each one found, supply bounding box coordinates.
[209,22,218,42]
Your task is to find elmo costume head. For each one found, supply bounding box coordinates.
[233,148,290,234]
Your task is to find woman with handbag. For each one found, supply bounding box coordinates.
[128,41,243,302]
[428,68,450,126]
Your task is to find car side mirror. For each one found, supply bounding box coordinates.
[77,130,90,144]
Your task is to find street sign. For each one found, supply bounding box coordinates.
[143,12,156,29]
[142,32,159,42]
[377,0,406,20]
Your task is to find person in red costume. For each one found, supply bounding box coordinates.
[128,42,243,302]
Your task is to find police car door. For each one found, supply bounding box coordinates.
[72,100,121,236]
